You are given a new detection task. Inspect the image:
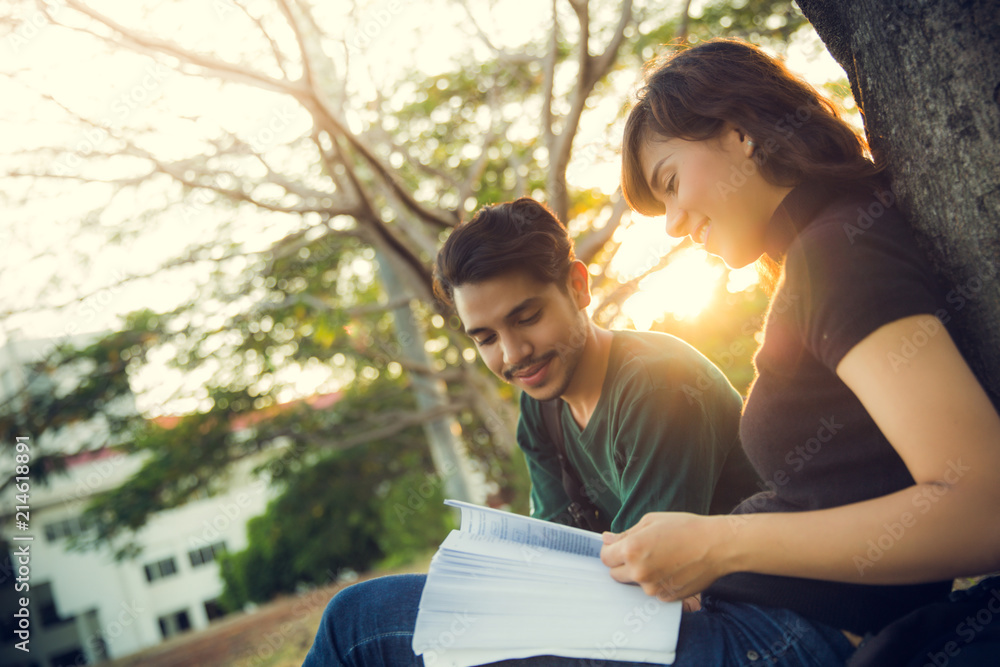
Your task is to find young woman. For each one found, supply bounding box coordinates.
[302,39,1000,666]
[602,37,1000,663]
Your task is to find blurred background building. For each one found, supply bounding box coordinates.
[0,333,273,666]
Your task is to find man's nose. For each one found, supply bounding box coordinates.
[501,333,532,368]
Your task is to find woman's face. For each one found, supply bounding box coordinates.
[638,125,792,268]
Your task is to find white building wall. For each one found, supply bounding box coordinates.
[0,334,279,664]
[1,450,275,662]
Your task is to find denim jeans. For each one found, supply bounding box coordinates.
[301,574,856,666]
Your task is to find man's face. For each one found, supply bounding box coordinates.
[453,269,589,402]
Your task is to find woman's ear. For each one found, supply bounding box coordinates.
[566,260,593,309]
[721,122,754,158]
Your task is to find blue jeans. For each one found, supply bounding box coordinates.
[302,574,856,666]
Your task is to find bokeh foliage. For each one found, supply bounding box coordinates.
[0,0,841,600]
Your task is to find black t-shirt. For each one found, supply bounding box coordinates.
[705,181,953,635]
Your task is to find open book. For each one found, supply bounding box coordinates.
[411,500,681,667]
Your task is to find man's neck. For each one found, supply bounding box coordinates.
[560,326,614,430]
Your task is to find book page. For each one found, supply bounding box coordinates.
[445,499,603,557]
[422,645,675,667]
[414,501,680,666]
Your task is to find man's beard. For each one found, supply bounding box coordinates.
[508,314,589,402]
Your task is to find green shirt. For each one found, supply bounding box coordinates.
[517,330,753,532]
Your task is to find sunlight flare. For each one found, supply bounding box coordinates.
[622,251,724,330]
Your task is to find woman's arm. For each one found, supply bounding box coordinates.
[601,314,1000,600]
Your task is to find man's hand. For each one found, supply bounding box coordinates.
[681,594,702,612]
[599,512,734,602]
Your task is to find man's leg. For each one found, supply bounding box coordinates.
[302,573,427,667]
[302,576,855,667]
[485,595,855,666]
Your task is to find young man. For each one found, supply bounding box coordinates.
[300,197,758,667]
[433,196,756,531]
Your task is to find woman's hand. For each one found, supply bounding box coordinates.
[599,512,736,602]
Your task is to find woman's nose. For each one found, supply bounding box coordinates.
[664,201,688,238]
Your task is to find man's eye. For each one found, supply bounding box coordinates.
[475,334,495,346]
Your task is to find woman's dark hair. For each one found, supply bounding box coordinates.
[621,38,883,218]
[433,197,576,306]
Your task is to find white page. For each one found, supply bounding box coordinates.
[445,499,603,557]
[414,605,680,652]
[422,646,675,667]
[415,501,680,665]
[436,530,608,574]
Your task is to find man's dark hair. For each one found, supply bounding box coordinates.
[433,197,576,306]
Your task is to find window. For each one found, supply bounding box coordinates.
[51,648,86,667]
[43,516,89,543]
[143,557,178,583]
[39,600,73,628]
[204,598,227,622]
[188,541,226,568]
[157,609,191,639]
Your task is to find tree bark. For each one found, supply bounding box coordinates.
[374,251,484,503]
[796,0,1000,405]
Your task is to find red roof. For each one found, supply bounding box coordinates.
[151,392,344,432]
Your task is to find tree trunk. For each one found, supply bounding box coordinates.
[374,251,484,503]
[797,0,1000,405]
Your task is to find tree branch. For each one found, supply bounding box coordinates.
[57,0,304,98]
[233,0,291,77]
[297,93,460,230]
[591,242,688,323]
[328,136,434,298]
[310,402,467,452]
[275,0,317,91]
[575,192,628,264]
[456,0,541,65]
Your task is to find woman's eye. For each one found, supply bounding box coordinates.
[664,176,677,195]
[519,312,541,325]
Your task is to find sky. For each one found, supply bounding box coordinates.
[0,0,854,412]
